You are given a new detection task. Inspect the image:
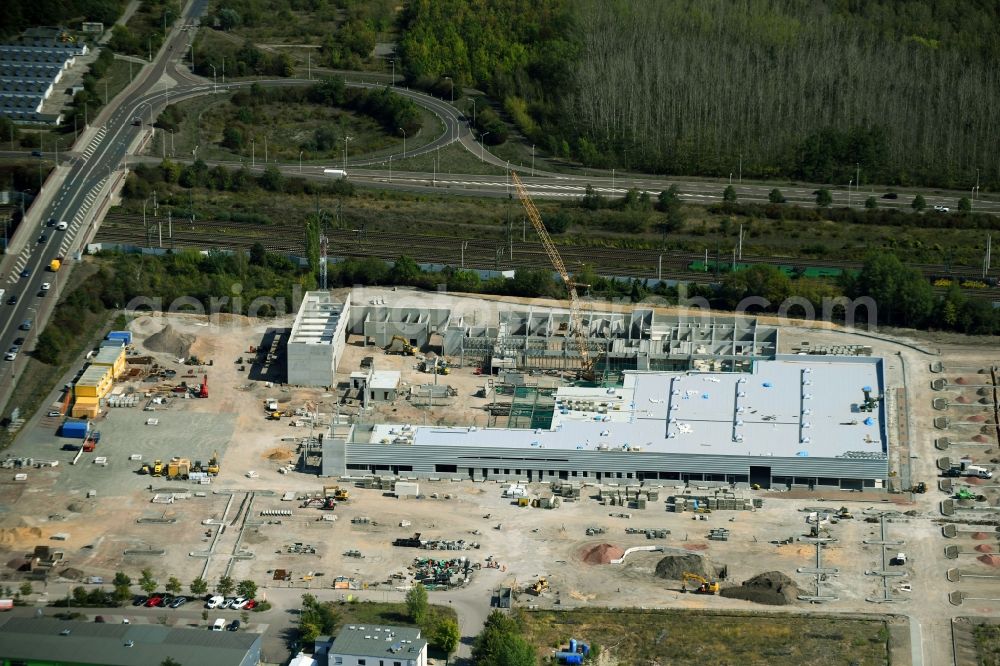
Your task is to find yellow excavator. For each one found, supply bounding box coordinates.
[385,335,417,356]
[681,572,719,595]
[527,577,550,595]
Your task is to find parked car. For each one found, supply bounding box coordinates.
[227,620,241,631]
[232,597,248,610]
[168,597,188,608]
[132,596,148,607]
[19,320,31,331]
[14,338,24,346]
[881,192,898,199]
[30,150,42,157]
[219,597,236,609]
[41,283,51,291]
[7,295,17,305]
[4,352,15,361]
[145,596,164,607]
[46,218,56,227]
[47,411,60,417]
[212,618,226,631]
[37,233,47,244]
[243,599,257,610]
[205,595,224,609]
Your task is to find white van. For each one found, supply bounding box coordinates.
[205,595,224,609]
[212,618,225,631]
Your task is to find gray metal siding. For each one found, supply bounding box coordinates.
[345,443,887,479]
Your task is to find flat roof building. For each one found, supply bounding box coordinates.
[0,616,262,666]
[91,345,126,379]
[341,356,888,490]
[287,290,350,387]
[326,624,427,666]
[74,364,112,399]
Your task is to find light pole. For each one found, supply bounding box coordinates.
[856,162,860,192]
[480,131,490,162]
[222,57,225,84]
[849,178,853,207]
[444,76,453,103]
[251,138,255,168]
[389,155,392,183]
[390,59,395,86]
[299,150,303,173]
[210,64,217,93]
[398,128,406,158]
[343,135,351,170]
[471,97,476,127]
[461,241,468,269]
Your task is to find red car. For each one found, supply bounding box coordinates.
[145,596,164,607]
[243,599,256,610]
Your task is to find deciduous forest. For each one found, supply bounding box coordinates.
[398,0,1000,189]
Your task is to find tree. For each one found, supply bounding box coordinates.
[19,582,32,597]
[249,242,267,267]
[958,196,971,213]
[390,255,421,285]
[656,185,684,238]
[433,618,461,657]
[216,576,235,597]
[864,196,877,209]
[165,577,182,596]
[447,269,481,293]
[911,194,926,211]
[139,568,157,596]
[190,577,209,596]
[815,189,832,207]
[222,126,244,151]
[112,572,132,603]
[768,188,786,204]
[260,165,284,192]
[472,610,535,666]
[405,583,428,624]
[723,185,737,202]
[236,580,257,599]
[299,593,338,645]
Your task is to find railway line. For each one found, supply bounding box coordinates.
[94,213,1000,301]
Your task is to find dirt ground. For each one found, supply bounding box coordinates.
[0,290,999,666]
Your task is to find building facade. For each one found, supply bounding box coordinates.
[287,291,350,387]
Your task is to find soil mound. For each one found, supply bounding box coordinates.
[144,323,195,358]
[956,396,972,404]
[975,544,994,553]
[581,543,624,565]
[956,377,970,385]
[0,527,43,547]
[967,415,987,422]
[654,552,719,580]
[720,571,801,606]
[978,554,1000,567]
[972,532,993,540]
[973,435,990,443]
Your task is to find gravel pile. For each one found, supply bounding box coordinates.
[581,543,625,565]
[653,551,719,580]
[144,323,195,358]
[720,571,801,605]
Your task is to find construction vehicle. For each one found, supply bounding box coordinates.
[527,577,550,595]
[910,482,927,494]
[835,506,854,519]
[205,452,220,476]
[512,171,596,380]
[420,358,450,375]
[681,572,719,595]
[198,375,209,398]
[324,485,349,502]
[139,459,165,476]
[385,335,417,356]
[49,259,61,272]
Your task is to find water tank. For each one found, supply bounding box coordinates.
[569,639,577,653]
[556,653,583,665]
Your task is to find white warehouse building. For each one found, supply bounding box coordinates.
[286,291,350,387]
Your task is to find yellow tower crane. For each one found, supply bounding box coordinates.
[511,171,596,380]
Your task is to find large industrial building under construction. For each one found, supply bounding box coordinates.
[308,291,889,490]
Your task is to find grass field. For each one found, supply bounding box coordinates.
[379,141,507,177]
[974,622,1000,666]
[520,608,891,666]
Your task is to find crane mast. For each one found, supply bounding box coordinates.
[511,170,595,378]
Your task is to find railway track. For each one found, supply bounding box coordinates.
[94,213,1000,300]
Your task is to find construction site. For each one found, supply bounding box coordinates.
[0,170,995,665]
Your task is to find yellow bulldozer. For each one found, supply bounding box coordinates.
[681,572,719,595]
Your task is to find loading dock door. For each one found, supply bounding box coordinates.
[749,466,771,489]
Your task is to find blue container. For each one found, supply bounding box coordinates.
[581,644,590,655]
[106,331,132,344]
[569,639,577,653]
[556,653,583,665]
[61,420,88,439]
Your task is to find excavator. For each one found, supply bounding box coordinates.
[681,572,719,595]
[384,335,417,356]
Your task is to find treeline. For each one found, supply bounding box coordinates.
[398,0,1000,190]
[1,0,124,37]
[192,38,293,78]
[107,0,175,59]
[307,78,421,136]
[122,158,355,200]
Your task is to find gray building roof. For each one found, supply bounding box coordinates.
[371,356,886,460]
[331,624,426,661]
[290,290,347,345]
[0,617,261,666]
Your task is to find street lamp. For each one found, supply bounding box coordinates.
[480,131,490,162]
[531,144,535,177]
[343,135,351,171]
[471,97,476,127]
[849,178,853,207]
[398,128,406,158]
[299,150,303,173]
[444,76,453,103]
[210,64,217,93]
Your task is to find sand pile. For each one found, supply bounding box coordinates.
[956,396,972,404]
[967,415,987,422]
[654,552,720,580]
[581,543,625,565]
[265,448,295,461]
[978,554,1000,567]
[972,532,992,540]
[974,435,990,443]
[0,527,43,547]
[956,377,971,385]
[720,571,801,606]
[144,323,195,358]
[975,544,994,553]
